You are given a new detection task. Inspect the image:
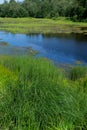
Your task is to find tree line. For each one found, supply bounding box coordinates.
[0,0,87,21]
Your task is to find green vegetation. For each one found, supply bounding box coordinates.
[0,41,9,46]
[69,66,87,81]
[0,17,87,34]
[0,0,87,21]
[0,1,87,130]
[0,56,87,130]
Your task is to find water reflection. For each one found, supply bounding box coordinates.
[0,31,87,64]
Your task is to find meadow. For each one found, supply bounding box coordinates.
[0,56,87,130]
[0,17,87,34]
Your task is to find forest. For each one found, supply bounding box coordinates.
[0,0,87,21]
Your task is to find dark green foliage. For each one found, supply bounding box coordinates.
[0,0,87,21]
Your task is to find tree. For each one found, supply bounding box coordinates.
[22,0,38,17]
[0,0,9,17]
[0,0,87,20]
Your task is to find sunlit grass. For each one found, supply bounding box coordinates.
[0,56,87,130]
[0,17,87,34]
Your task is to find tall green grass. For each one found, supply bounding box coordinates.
[0,56,87,130]
[69,66,87,81]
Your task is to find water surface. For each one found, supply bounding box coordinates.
[0,31,87,65]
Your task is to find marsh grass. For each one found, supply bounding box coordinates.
[0,17,87,34]
[0,41,9,46]
[69,66,87,81]
[0,56,87,130]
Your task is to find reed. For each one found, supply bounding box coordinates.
[0,56,87,130]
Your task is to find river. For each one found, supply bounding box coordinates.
[0,31,87,65]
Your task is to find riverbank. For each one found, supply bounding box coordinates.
[0,17,87,130]
[0,56,87,130]
[0,17,87,35]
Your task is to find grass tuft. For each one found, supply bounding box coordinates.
[0,56,87,130]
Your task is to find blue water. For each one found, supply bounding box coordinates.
[0,31,87,64]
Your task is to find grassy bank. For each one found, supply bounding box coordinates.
[0,17,87,35]
[0,56,87,130]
